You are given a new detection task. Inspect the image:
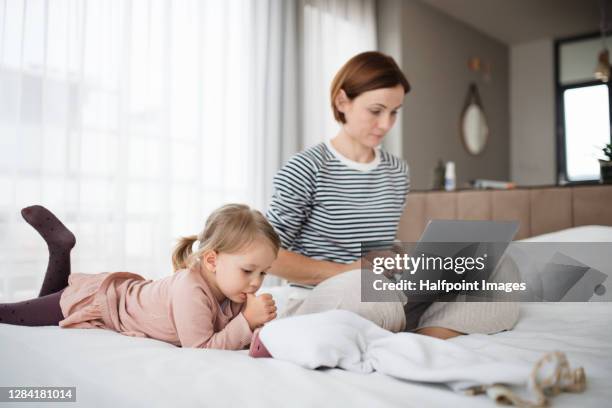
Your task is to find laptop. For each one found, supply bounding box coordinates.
[290,219,519,290]
[415,219,519,243]
[406,219,519,284]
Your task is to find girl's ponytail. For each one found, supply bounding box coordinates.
[172,235,198,271]
[171,203,281,272]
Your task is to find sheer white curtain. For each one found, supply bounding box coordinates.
[0,0,377,301]
[0,0,297,300]
[300,0,377,148]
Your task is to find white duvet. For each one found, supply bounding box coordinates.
[258,309,540,391]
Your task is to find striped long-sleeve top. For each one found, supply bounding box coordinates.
[266,140,410,263]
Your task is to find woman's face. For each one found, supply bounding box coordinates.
[338,84,405,148]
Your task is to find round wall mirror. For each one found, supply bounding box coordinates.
[460,83,489,155]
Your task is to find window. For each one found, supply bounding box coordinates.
[0,0,266,300]
[562,84,611,181]
[0,0,378,300]
[556,33,612,184]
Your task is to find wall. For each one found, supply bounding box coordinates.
[510,39,556,186]
[378,0,510,190]
[377,0,404,159]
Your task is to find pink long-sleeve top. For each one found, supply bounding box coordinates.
[58,266,253,350]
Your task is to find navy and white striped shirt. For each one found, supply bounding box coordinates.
[266,140,410,263]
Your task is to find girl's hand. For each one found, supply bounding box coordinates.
[243,293,277,331]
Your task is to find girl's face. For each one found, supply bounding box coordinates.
[212,238,277,303]
[337,84,405,148]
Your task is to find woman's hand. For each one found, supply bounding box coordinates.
[242,293,277,331]
[344,259,361,271]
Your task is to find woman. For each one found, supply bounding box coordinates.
[265,51,518,339]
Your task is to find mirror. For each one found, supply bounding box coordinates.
[460,83,489,155]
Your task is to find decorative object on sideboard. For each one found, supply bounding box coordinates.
[595,0,610,82]
[460,83,489,155]
[432,159,445,190]
[444,161,456,191]
[470,179,516,190]
[600,142,612,184]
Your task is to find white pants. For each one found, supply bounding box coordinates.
[280,269,406,332]
[281,261,520,334]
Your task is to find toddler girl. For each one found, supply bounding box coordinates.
[0,204,279,350]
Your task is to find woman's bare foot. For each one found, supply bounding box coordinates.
[416,326,463,340]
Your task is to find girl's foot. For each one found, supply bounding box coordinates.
[249,329,273,358]
[21,205,75,297]
[21,205,76,250]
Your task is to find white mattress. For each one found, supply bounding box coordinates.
[1,226,611,408]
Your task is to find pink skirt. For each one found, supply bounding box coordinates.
[59,272,145,333]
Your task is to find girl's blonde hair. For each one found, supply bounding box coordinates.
[171,203,281,271]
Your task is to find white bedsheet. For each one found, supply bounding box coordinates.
[1,225,611,407]
[1,302,611,407]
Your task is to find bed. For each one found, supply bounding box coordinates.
[1,226,611,408]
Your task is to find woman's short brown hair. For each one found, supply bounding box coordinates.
[330,51,411,123]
